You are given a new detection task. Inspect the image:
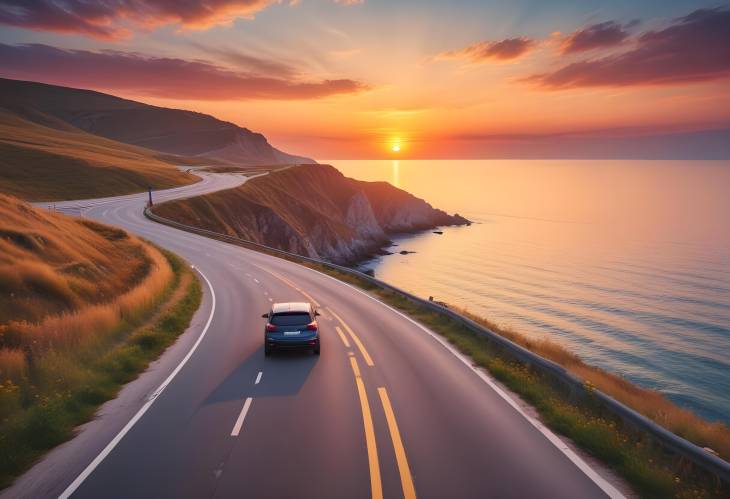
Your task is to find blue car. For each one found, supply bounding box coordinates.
[262,302,320,356]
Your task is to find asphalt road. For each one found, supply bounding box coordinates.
[24,173,624,498]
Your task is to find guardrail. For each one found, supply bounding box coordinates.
[144,206,730,484]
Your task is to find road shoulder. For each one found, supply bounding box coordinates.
[0,275,214,499]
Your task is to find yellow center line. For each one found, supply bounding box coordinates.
[378,387,417,499]
[349,356,361,377]
[350,357,383,499]
[336,326,351,348]
[328,307,375,367]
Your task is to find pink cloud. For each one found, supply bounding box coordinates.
[0,0,361,39]
[527,8,730,89]
[561,20,636,53]
[0,43,369,100]
[436,37,535,63]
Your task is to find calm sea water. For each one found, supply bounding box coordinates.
[328,159,730,424]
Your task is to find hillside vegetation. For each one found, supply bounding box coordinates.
[0,194,200,486]
[0,78,313,166]
[152,164,469,263]
[0,110,201,201]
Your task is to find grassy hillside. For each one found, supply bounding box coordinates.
[0,192,173,360]
[0,110,202,201]
[0,78,313,166]
[0,194,201,486]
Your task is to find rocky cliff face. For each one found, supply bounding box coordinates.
[153,164,469,264]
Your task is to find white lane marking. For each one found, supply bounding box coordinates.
[59,268,217,499]
[264,291,268,296]
[268,298,273,302]
[255,371,263,385]
[296,266,625,499]
[253,278,260,284]
[230,397,253,437]
[245,273,251,277]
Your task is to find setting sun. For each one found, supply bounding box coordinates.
[392,143,401,153]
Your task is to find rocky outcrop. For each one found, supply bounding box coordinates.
[153,164,470,264]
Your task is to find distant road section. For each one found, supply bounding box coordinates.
[10,171,623,499]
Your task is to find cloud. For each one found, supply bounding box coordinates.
[527,7,730,89]
[561,20,635,53]
[0,43,369,100]
[188,42,300,78]
[0,0,358,39]
[436,37,535,63]
[0,0,282,39]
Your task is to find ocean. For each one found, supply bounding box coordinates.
[327,159,730,424]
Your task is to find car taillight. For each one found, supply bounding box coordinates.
[266,323,277,332]
[306,321,318,331]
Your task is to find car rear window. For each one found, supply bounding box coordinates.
[270,312,312,326]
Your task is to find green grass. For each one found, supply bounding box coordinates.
[0,251,201,489]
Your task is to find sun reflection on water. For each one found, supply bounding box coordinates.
[392,159,400,188]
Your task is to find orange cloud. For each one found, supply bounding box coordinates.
[436,37,536,63]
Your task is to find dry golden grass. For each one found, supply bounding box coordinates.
[6,243,172,355]
[0,248,200,489]
[0,349,25,382]
[0,111,198,201]
[453,305,730,461]
[0,194,173,377]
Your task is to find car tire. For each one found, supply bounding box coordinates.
[313,345,320,355]
[265,345,271,356]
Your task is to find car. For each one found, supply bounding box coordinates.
[262,302,320,356]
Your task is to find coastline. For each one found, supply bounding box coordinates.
[144,203,730,497]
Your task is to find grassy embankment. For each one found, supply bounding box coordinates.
[148,197,730,498]
[0,110,203,201]
[310,265,729,498]
[0,195,201,487]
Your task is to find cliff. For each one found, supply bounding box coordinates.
[152,164,469,264]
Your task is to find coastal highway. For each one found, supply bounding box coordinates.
[13,172,624,498]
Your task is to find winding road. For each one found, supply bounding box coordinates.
[10,172,625,498]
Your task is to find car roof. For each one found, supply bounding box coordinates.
[271,302,312,314]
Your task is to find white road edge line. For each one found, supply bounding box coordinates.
[231,397,253,437]
[58,267,217,499]
[298,266,625,499]
[255,371,263,385]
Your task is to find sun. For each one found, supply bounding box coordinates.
[391,143,401,153]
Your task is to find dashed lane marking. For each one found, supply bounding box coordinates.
[231,397,253,437]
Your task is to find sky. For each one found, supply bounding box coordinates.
[0,0,729,159]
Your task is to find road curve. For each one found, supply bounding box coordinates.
[17,173,624,498]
